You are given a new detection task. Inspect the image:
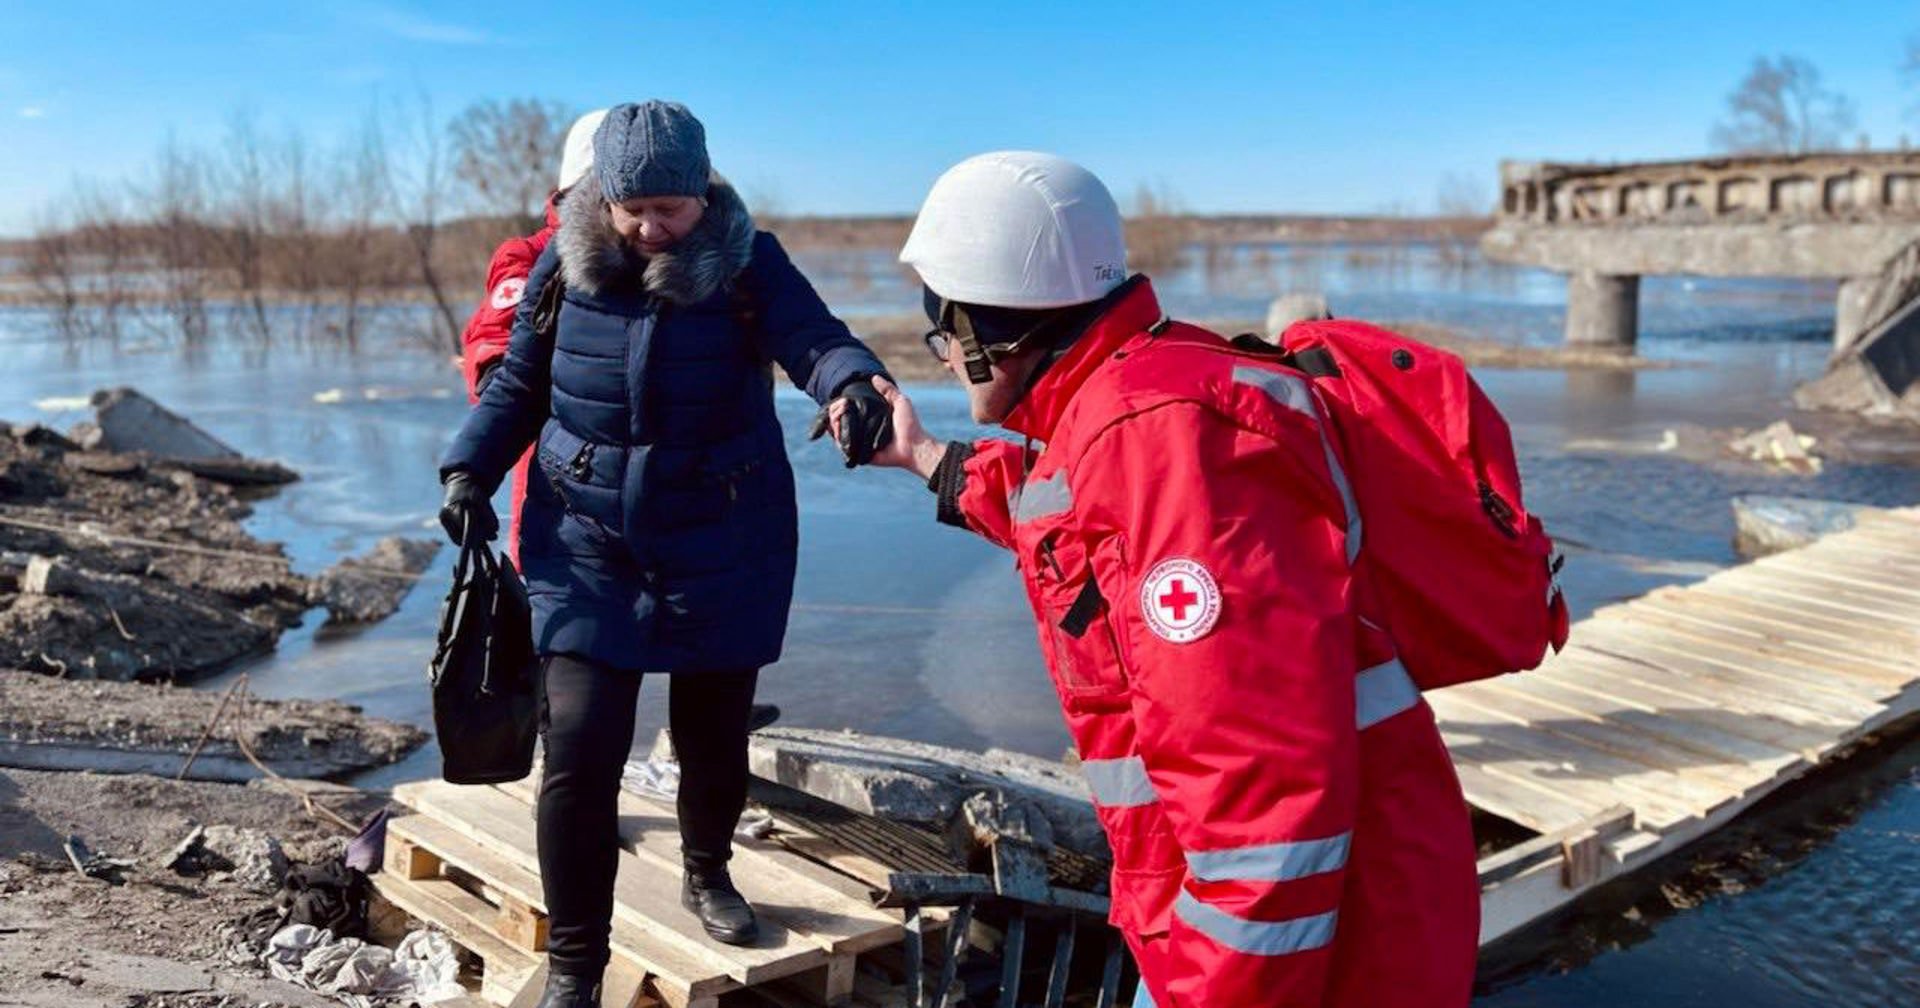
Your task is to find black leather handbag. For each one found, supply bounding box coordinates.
[428,540,538,784]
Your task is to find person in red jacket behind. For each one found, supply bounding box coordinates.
[459,108,607,561]
[845,153,1479,1007]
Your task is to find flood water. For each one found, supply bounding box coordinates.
[4,244,1917,1005]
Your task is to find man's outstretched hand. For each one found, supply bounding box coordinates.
[812,378,895,468]
[831,376,949,480]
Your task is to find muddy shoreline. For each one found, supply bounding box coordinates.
[0,766,390,1008]
[0,398,437,682]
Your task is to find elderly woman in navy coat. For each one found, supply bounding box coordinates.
[438,101,892,1008]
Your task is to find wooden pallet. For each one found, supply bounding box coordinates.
[1462,506,1920,945]
[383,778,933,1007]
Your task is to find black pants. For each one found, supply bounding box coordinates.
[536,653,759,977]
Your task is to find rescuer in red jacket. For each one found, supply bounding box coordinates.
[845,152,1480,1007]
[457,109,607,560]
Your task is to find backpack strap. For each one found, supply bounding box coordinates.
[1289,346,1342,378]
[1226,332,1342,378]
[530,273,566,340]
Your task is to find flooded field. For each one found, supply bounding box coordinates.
[3,242,1916,1005]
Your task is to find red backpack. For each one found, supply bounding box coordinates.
[1271,319,1569,690]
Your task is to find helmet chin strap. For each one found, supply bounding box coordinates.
[939,299,998,385]
[941,280,1131,397]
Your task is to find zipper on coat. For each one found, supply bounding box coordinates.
[1039,536,1066,581]
[569,444,594,483]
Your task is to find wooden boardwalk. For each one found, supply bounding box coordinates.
[379,507,1920,1001]
[1455,506,1920,944]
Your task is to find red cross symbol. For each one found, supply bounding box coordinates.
[1158,579,1200,622]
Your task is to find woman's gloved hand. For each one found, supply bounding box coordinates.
[810,376,895,468]
[439,471,498,547]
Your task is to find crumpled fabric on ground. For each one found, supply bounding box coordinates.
[621,756,680,800]
[392,930,466,1003]
[264,924,466,1006]
[619,757,772,840]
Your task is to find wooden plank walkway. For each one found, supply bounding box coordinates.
[1460,506,1920,945]
[382,507,1920,991]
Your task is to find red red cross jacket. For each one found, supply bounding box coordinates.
[457,196,561,561]
[931,277,1479,1007]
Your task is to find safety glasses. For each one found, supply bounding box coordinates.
[922,327,954,363]
[922,301,1055,367]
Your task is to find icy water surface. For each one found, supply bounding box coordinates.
[3,244,1917,1004]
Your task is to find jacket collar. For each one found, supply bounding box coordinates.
[1002,276,1164,442]
[543,192,562,231]
[554,174,755,304]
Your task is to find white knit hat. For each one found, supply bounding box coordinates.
[556,109,609,192]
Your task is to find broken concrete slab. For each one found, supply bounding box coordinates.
[309,536,439,626]
[1732,495,1885,558]
[746,727,1108,859]
[84,387,239,461]
[76,387,297,486]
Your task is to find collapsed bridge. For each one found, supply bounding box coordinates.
[1481,152,1920,355]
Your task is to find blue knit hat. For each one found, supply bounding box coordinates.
[594,101,711,202]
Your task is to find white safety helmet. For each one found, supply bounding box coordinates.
[900,151,1128,310]
[556,108,609,192]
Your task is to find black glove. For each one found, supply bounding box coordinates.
[438,471,498,548]
[809,377,895,469]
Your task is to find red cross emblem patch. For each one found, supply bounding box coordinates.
[1140,557,1221,644]
[490,276,527,310]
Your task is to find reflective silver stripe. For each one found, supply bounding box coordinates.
[1082,756,1158,808]
[1186,832,1350,883]
[1174,891,1339,956]
[1011,469,1072,524]
[1231,366,1316,416]
[1231,366,1362,562]
[1356,657,1420,729]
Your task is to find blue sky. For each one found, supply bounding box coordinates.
[2,0,1916,235]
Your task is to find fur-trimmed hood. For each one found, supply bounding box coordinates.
[555,174,756,304]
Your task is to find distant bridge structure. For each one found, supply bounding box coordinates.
[1481,152,1920,352]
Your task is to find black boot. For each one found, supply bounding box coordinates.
[746,703,781,733]
[535,970,600,1008]
[682,867,759,945]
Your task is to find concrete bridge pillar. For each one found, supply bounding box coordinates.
[1833,276,1877,356]
[1566,270,1640,351]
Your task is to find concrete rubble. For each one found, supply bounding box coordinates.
[1795,238,1920,422]
[745,726,1109,858]
[1726,420,1823,474]
[75,387,297,487]
[1731,495,1886,558]
[0,392,432,681]
[308,536,440,626]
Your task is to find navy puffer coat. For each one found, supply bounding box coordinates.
[441,178,885,672]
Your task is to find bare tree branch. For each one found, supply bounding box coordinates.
[449,97,573,234]
[384,89,463,353]
[1711,54,1855,154]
